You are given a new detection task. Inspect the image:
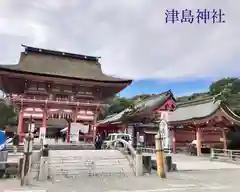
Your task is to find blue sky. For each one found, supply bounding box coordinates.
[120,79,212,98]
[0,1,239,97]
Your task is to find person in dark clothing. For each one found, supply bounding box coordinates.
[12,132,19,154]
[62,133,66,142]
[95,133,103,150]
[55,130,61,143]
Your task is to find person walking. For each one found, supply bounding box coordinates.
[12,132,19,154]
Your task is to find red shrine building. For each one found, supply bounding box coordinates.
[0,45,132,142]
[96,90,177,147]
[168,96,240,156]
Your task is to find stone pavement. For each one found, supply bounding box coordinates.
[1,168,240,192]
[146,153,240,171]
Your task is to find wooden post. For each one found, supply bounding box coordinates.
[172,128,176,154]
[196,128,202,156]
[66,120,71,143]
[18,108,24,143]
[221,128,227,151]
[155,134,166,178]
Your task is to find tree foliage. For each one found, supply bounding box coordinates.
[209,77,240,115]
[99,77,240,120]
[98,96,135,120]
[0,99,17,129]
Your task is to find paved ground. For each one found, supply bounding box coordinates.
[1,168,240,192]
[2,153,240,191]
[146,153,240,171]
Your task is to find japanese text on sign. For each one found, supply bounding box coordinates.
[165,9,226,24]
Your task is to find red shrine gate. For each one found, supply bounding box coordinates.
[11,95,103,142]
[0,45,132,142]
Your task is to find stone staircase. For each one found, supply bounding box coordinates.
[6,143,94,153]
[49,150,134,178]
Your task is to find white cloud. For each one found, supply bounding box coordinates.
[0,0,239,81]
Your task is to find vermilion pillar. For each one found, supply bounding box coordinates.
[42,108,47,128]
[172,128,176,154]
[92,114,98,143]
[196,128,202,156]
[17,108,24,142]
[221,128,227,151]
[73,109,78,123]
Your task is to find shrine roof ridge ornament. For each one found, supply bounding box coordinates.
[21,44,101,62]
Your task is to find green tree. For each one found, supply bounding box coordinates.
[209,77,240,115]
[209,78,238,95]
[98,96,134,120]
[0,99,17,129]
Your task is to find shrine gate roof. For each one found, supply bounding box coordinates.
[0,45,132,84]
[97,90,176,126]
[168,95,240,125]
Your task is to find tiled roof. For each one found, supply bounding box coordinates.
[97,90,175,125]
[168,100,221,123]
[0,45,132,83]
[168,95,240,123]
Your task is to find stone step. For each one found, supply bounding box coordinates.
[48,150,134,177]
[6,144,94,151]
[49,158,129,163]
[53,172,129,177]
[50,163,131,170]
[52,167,132,175]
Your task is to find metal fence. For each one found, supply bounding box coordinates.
[210,148,240,161]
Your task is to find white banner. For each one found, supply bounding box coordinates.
[70,123,89,142]
[159,120,171,149]
[39,127,46,139]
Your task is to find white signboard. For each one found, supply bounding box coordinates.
[39,127,46,144]
[159,120,171,149]
[28,123,35,132]
[69,123,89,143]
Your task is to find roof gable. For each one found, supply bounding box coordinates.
[97,90,176,125]
[0,45,132,83]
[168,100,221,123]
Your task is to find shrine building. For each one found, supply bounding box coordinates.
[0,45,132,142]
[96,90,176,147]
[168,95,240,156]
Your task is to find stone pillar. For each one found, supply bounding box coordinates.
[172,128,176,154]
[196,128,202,156]
[221,128,227,151]
[38,156,49,181]
[135,151,143,176]
[18,108,24,143]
